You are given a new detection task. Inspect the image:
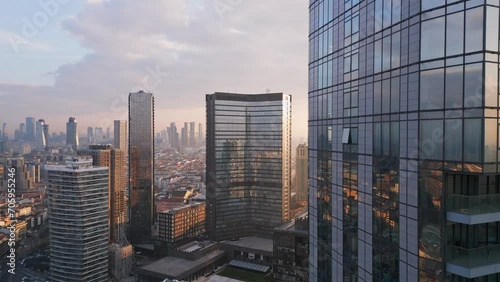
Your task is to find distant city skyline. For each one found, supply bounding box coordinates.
[0,1,308,139]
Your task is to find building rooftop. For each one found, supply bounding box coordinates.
[220,236,273,253]
[276,210,308,234]
[159,202,205,215]
[139,249,225,279]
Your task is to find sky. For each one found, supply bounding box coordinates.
[0,0,309,143]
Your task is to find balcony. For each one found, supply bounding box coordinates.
[447,245,500,278]
[446,194,500,225]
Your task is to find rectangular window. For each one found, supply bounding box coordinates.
[485,119,497,163]
[466,7,484,53]
[486,7,499,52]
[391,77,400,113]
[447,12,464,56]
[464,63,483,107]
[420,68,445,110]
[485,63,498,107]
[420,120,444,160]
[421,17,445,60]
[445,66,464,108]
[464,119,482,162]
[445,119,462,161]
[391,32,400,69]
[374,39,382,73]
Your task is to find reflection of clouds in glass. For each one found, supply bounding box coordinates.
[421,17,445,60]
[445,66,463,108]
[420,68,444,110]
[466,7,484,53]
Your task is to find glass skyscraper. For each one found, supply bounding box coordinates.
[129,91,155,243]
[206,92,292,241]
[308,0,500,281]
[66,117,79,151]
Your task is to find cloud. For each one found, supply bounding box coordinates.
[0,0,309,140]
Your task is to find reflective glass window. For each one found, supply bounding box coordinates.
[485,119,498,162]
[420,68,445,110]
[445,66,464,109]
[485,63,498,107]
[464,63,483,108]
[422,0,445,11]
[445,119,462,161]
[486,7,499,52]
[446,12,464,56]
[464,119,482,162]
[421,17,445,60]
[420,120,444,159]
[465,7,484,53]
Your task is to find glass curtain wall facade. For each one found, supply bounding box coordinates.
[206,92,292,241]
[309,0,500,281]
[129,91,155,244]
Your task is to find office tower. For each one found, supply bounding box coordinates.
[114,120,128,154]
[189,121,196,147]
[95,127,104,143]
[87,127,94,143]
[46,157,109,281]
[273,211,309,282]
[14,130,21,141]
[106,127,111,140]
[308,1,500,281]
[128,90,155,243]
[1,123,6,141]
[77,145,127,244]
[25,117,35,142]
[66,117,79,150]
[181,122,188,148]
[295,143,308,204]
[206,92,292,241]
[19,123,25,139]
[168,122,179,150]
[43,123,50,147]
[198,123,203,143]
[35,119,46,150]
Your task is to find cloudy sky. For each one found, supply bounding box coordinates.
[0,0,308,142]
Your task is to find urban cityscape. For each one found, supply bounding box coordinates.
[0,0,499,282]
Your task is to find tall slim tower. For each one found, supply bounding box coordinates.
[169,122,179,151]
[308,1,500,281]
[1,123,6,141]
[128,91,154,243]
[181,122,188,148]
[25,117,35,142]
[206,92,292,241]
[42,123,50,147]
[198,123,203,144]
[114,120,128,155]
[66,117,79,151]
[35,119,46,150]
[46,157,109,281]
[189,121,196,147]
[295,143,308,204]
[87,127,94,144]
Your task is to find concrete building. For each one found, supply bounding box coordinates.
[46,157,109,281]
[66,117,79,151]
[109,243,133,281]
[308,0,500,281]
[206,92,292,241]
[189,121,196,147]
[157,203,206,248]
[129,91,155,243]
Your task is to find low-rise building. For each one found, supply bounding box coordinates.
[272,211,308,282]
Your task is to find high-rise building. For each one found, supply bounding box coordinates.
[189,121,196,147]
[273,211,308,282]
[19,123,25,137]
[77,145,127,244]
[106,127,111,140]
[308,1,500,281]
[25,117,35,142]
[206,92,292,241]
[198,122,203,144]
[129,91,155,243]
[168,122,179,150]
[46,157,109,281]
[95,127,104,143]
[157,203,206,248]
[295,143,308,204]
[43,123,50,147]
[35,119,46,150]
[87,127,94,144]
[66,117,79,151]
[114,120,128,154]
[1,123,6,141]
[181,122,188,148]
